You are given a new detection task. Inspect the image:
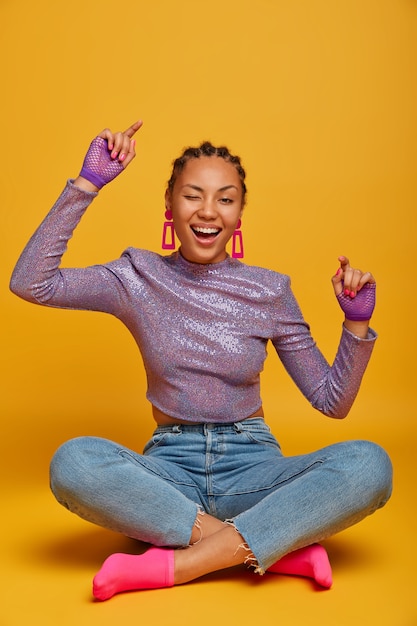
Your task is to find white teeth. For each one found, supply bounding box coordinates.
[193,226,220,234]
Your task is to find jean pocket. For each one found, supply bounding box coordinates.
[143,430,183,454]
[241,428,281,450]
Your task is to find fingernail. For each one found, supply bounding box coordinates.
[111,151,118,159]
[119,153,126,162]
[350,291,355,298]
[335,268,341,276]
[344,289,350,296]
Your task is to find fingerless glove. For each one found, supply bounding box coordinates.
[337,282,376,321]
[79,137,124,189]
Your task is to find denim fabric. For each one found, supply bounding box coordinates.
[50,418,392,573]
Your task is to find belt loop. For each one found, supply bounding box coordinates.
[234,422,243,433]
[173,425,181,433]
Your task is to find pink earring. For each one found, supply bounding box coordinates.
[232,219,244,259]
[162,209,176,250]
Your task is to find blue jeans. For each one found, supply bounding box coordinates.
[50,419,392,573]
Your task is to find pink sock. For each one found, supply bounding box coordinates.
[267,544,333,588]
[93,547,175,601]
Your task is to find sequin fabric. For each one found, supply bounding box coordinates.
[10,180,377,423]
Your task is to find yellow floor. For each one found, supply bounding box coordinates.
[2,414,415,626]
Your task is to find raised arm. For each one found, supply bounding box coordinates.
[274,256,377,419]
[10,121,142,308]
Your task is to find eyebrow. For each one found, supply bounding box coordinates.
[180,184,239,192]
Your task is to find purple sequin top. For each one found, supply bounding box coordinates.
[10,181,377,423]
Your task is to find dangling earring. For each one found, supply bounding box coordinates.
[162,209,176,250]
[232,219,244,259]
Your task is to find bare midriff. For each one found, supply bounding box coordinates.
[152,405,265,426]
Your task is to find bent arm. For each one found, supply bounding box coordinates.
[272,279,376,419]
[10,121,142,309]
[281,326,375,418]
[9,181,122,313]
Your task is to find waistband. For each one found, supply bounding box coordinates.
[154,417,267,435]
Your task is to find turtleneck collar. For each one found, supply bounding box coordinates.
[169,248,239,276]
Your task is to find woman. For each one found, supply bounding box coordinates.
[10,121,392,601]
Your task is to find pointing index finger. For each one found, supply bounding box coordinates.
[338,255,350,271]
[124,120,143,138]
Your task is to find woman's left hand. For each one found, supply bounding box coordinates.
[332,256,375,299]
[332,256,376,331]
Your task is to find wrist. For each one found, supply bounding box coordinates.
[73,175,100,193]
[343,319,369,339]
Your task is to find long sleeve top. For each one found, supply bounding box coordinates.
[10,180,377,423]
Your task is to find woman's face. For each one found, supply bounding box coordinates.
[165,156,244,265]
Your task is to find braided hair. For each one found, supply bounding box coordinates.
[167,141,247,205]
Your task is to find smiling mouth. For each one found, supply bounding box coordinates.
[191,226,221,239]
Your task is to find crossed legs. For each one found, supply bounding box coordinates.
[50,435,392,601]
[93,511,332,600]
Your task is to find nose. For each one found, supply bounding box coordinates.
[198,197,217,219]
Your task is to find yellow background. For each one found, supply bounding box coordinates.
[1,1,416,624]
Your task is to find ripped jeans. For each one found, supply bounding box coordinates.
[50,418,392,573]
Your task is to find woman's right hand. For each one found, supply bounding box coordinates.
[76,120,143,192]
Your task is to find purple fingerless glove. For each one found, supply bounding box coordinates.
[79,136,124,189]
[337,282,376,321]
